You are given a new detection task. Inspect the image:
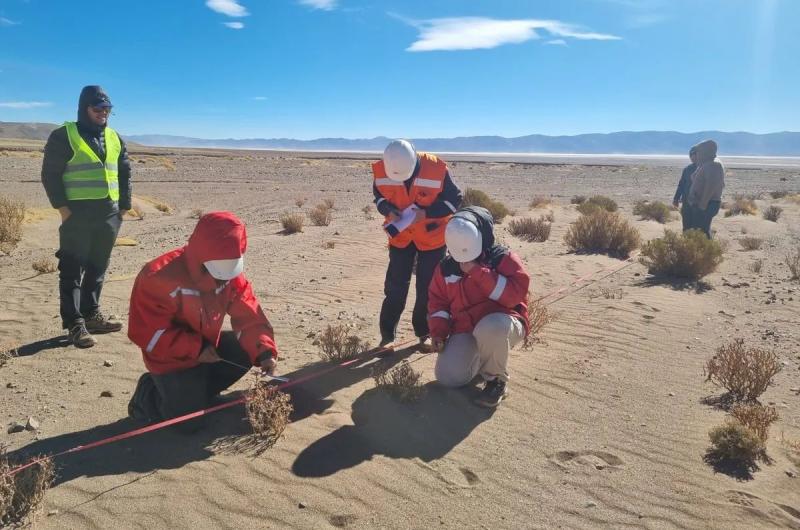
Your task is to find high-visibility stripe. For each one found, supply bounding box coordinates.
[489,275,507,301]
[375,197,386,206]
[64,180,112,189]
[64,162,105,174]
[146,329,166,353]
[215,281,230,294]
[444,274,461,284]
[375,178,403,186]
[431,310,450,319]
[444,200,457,213]
[414,178,441,188]
[169,287,201,298]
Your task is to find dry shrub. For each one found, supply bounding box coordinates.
[529,196,552,209]
[738,237,763,251]
[463,188,510,222]
[279,212,305,234]
[0,449,55,527]
[571,195,587,205]
[640,229,722,279]
[0,345,16,368]
[0,196,25,250]
[730,404,778,443]
[633,200,672,224]
[564,210,640,257]
[128,204,145,220]
[245,378,292,446]
[763,205,782,222]
[322,198,335,210]
[544,211,555,223]
[158,157,175,171]
[372,360,424,403]
[749,260,763,274]
[769,191,789,199]
[525,295,555,347]
[579,195,618,213]
[318,324,369,362]
[154,201,173,214]
[704,338,782,402]
[309,204,332,226]
[31,257,57,274]
[508,216,551,242]
[788,194,800,205]
[724,197,758,217]
[295,197,307,208]
[787,248,800,281]
[707,421,765,467]
[189,208,204,219]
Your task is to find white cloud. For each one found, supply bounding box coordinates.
[0,101,53,109]
[252,96,267,100]
[299,0,337,11]
[546,39,567,46]
[1,17,21,26]
[223,21,244,29]
[402,17,619,52]
[206,0,248,17]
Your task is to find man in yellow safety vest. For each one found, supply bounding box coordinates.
[41,86,132,348]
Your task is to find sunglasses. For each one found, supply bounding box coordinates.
[90,106,112,114]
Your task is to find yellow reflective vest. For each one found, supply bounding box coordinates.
[63,121,121,201]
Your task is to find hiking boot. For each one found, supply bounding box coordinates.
[69,322,97,348]
[85,310,123,333]
[474,378,509,408]
[128,373,160,422]
[417,337,434,354]
[376,339,395,357]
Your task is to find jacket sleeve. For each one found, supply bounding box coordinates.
[373,181,397,216]
[40,127,71,209]
[228,278,278,364]
[127,271,204,363]
[424,171,463,218]
[117,136,132,210]
[466,253,530,309]
[427,264,452,339]
[673,166,691,204]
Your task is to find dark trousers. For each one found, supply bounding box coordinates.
[696,200,721,238]
[129,332,251,431]
[57,202,121,328]
[680,203,693,232]
[379,243,445,342]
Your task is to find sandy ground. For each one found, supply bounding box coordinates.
[1,144,799,529]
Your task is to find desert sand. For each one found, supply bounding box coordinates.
[1,143,799,529]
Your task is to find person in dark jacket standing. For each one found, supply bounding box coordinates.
[372,139,463,353]
[673,147,697,232]
[40,86,131,348]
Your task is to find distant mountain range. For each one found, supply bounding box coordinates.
[2,122,798,156]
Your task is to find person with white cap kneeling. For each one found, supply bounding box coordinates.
[428,206,531,407]
[126,211,280,431]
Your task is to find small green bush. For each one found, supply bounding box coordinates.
[640,229,723,279]
[633,200,672,224]
[563,210,640,257]
[585,195,618,212]
[463,188,511,222]
[763,205,782,222]
[707,421,765,466]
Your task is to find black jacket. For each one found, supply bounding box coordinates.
[672,163,696,205]
[373,163,463,218]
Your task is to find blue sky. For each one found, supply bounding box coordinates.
[0,0,798,139]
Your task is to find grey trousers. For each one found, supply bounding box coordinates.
[434,313,525,386]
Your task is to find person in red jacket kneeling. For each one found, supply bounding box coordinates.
[127,211,279,430]
[428,206,530,408]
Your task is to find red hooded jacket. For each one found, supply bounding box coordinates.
[128,212,278,375]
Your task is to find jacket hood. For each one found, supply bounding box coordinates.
[184,211,247,289]
[692,139,717,163]
[77,85,110,133]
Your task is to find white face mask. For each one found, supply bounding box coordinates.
[204,257,244,280]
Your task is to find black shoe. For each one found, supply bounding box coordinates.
[85,310,123,333]
[474,378,508,408]
[68,321,97,348]
[128,373,160,422]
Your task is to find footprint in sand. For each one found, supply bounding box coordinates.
[329,514,358,528]
[721,490,800,526]
[550,450,625,472]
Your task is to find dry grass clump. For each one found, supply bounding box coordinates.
[529,196,553,209]
[154,201,173,214]
[189,208,204,219]
[463,188,511,223]
[309,204,332,226]
[372,360,424,403]
[0,449,55,527]
[318,324,369,362]
[738,237,763,251]
[724,197,758,217]
[295,197,307,208]
[640,229,722,279]
[322,198,335,210]
[128,204,145,220]
[633,200,672,224]
[361,205,374,220]
[31,257,57,274]
[524,295,555,347]
[786,248,800,281]
[544,211,555,223]
[706,421,766,468]
[158,157,175,171]
[749,260,763,274]
[564,210,641,257]
[730,404,778,443]
[763,205,782,222]
[578,195,618,214]
[769,191,789,199]
[279,212,305,234]
[245,377,292,447]
[508,216,551,242]
[0,196,25,251]
[704,338,782,402]
[0,345,16,369]
[787,194,800,205]
[571,195,587,205]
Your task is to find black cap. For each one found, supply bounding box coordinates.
[79,85,112,109]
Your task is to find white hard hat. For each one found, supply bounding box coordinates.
[383,139,417,182]
[204,257,244,280]
[445,217,482,263]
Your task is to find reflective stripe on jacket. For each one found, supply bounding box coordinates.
[372,152,451,250]
[64,121,120,201]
